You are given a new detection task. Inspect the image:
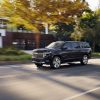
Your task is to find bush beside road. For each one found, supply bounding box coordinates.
[92,52,100,58]
[0,55,31,61]
[0,48,31,62]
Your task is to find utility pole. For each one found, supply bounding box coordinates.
[45,23,49,34]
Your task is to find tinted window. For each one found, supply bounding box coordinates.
[81,42,90,48]
[46,41,64,49]
[72,42,80,49]
[63,42,73,49]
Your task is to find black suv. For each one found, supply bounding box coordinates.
[32,41,92,68]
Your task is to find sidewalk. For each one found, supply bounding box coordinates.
[22,50,33,55]
[0,61,32,65]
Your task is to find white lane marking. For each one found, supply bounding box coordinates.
[63,87,100,100]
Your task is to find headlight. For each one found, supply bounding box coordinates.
[43,52,51,57]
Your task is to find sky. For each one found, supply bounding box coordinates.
[86,0,99,10]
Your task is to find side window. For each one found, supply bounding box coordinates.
[85,43,90,48]
[63,42,72,49]
[81,42,84,48]
[72,42,80,49]
[81,42,90,48]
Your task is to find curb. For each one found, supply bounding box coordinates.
[0,60,33,65]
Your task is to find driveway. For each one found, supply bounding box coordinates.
[0,59,100,100]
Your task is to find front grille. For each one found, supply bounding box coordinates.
[33,53,43,58]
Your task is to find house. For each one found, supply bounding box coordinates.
[0,18,56,49]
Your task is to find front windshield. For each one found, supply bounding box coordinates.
[46,41,64,49]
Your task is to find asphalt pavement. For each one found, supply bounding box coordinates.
[0,58,100,100]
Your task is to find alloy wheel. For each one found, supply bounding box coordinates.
[52,56,61,68]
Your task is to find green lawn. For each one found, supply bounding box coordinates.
[0,54,32,61]
[0,48,32,61]
[92,52,100,58]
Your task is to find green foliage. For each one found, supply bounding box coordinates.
[0,55,31,61]
[0,48,31,61]
[0,0,87,32]
[92,52,100,58]
[80,11,97,28]
[79,9,100,51]
[0,47,26,55]
[52,22,74,40]
[55,22,74,33]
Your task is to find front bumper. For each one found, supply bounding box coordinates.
[32,57,50,64]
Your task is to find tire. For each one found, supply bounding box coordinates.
[35,63,43,67]
[80,55,88,65]
[50,56,61,69]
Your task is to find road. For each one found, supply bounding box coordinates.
[0,59,100,100]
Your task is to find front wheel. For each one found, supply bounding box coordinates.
[80,55,88,65]
[50,56,61,69]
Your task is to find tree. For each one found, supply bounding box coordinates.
[52,22,74,40]
[80,9,99,51]
[0,0,87,48]
[71,15,84,41]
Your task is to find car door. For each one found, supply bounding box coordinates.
[71,42,82,59]
[80,42,92,58]
[61,42,74,61]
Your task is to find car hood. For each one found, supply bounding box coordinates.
[33,48,58,53]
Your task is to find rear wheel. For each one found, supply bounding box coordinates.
[50,56,61,69]
[80,55,88,65]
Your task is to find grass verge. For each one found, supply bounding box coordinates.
[0,47,32,61]
[0,54,32,61]
[92,52,100,58]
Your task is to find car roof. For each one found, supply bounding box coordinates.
[54,41,88,44]
[64,41,88,43]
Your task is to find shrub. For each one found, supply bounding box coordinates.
[0,48,6,55]
[0,55,31,61]
[0,47,26,55]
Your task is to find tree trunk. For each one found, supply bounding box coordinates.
[92,30,96,52]
[35,33,41,48]
[25,40,28,50]
[92,40,96,52]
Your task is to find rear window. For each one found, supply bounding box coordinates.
[81,42,90,48]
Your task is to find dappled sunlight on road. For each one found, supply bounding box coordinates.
[0,59,100,100]
[89,58,100,65]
